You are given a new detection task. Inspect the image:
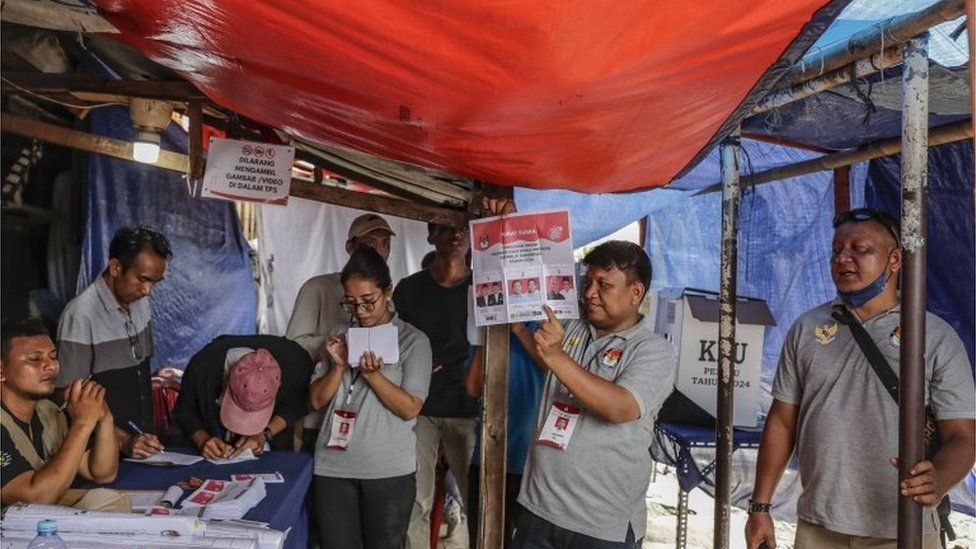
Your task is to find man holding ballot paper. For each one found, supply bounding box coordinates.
[309,247,432,549]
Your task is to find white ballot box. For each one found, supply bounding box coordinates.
[654,287,775,427]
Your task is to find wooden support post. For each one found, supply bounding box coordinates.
[188,100,204,180]
[714,129,741,549]
[833,166,851,215]
[478,186,513,549]
[897,34,929,549]
[479,324,510,549]
[967,0,975,159]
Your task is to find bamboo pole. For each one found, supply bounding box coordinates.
[752,46,904,115]
[696,120,973,195]
[713,129,740,549]
[897,34,929,549]
[780,0,963,87]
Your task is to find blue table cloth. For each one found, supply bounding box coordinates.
[99,449,312,549]
[651,422,762,493]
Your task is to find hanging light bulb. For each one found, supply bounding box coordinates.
[129,99,173,165]
[132,131,161,163]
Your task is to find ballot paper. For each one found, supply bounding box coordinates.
[0,502,204,537]
[125,451,204,466]
[181,478,266,519]
[0,503,286,549]
[231,472,284,484]
[346,324,399,365]
[206,448,259,465]
[127,490,167,512]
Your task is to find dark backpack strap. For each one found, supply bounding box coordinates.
[831,304,900,404]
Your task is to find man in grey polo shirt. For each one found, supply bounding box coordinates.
[286,213,395,450]
[57,226,171,459]
[514,240,677,548]
[746,208,976,549]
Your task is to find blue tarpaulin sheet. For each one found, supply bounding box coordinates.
[77,106,256,371]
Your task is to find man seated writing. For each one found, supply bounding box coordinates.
[1,319,118,505]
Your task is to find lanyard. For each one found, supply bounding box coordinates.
[342,370,370,413]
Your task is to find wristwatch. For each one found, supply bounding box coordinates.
[262,427,273,443]
[748,500,771,514]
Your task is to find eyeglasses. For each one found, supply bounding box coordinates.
[123,317,145,361]
[339,293,384,314]
[832,208,900,245]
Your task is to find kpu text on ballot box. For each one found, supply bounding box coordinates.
[653,287,775,428]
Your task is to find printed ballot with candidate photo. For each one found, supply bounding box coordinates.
[470,209,578,326]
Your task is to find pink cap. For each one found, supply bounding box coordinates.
[220,348,282,436]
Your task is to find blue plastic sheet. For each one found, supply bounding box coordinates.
[77,106,257,371]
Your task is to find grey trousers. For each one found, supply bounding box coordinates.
[405,415,477,549]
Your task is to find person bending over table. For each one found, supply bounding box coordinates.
[173,335,312,459]
[309,248,432,549]
[1,318,118,506]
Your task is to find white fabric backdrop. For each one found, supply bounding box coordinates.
[257,197,433,335]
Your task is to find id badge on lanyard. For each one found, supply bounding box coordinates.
[326,373,366,451]
[537,401,581,450]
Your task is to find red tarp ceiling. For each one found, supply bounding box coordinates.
[97,1,833,193]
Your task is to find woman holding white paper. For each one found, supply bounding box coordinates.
[308,247,433,549]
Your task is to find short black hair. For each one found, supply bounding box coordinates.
[583,241,651,295]
[832,207,901,247]
[1,318,50,361]
[420,251,436,270]
[341,247,392,289]
[108,225,173,271]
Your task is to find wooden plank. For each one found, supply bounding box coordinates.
[3,113,189,172]
[3,113,469,225]
[289,181,468,226]
[188,101,205,180]
[478,324,510,549]
[833,166,851,215]
[1,72,207,101]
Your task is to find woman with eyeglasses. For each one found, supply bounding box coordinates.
[308,247,432,549]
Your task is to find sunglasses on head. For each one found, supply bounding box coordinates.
[833,208,901,246]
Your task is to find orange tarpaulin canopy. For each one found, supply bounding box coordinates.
[98,0,838,193]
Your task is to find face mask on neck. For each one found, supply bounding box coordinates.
[837,258,893,308]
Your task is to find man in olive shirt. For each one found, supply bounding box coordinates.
[1,318,118,506]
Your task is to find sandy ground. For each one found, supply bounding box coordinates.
[440,464,976,549]
[642,464,976,549]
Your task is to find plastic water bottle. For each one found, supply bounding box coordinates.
[26,519,67,549]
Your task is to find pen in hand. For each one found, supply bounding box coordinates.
[57,374,94,412]
[127,420,165,455]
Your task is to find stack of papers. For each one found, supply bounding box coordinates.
[181,478,266,519]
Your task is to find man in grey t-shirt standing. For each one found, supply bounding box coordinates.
[746,208,976,549]
[513,240,676,548]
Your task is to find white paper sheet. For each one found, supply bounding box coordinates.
[127,490,166,511]
[346,324,399,365]
[206,448,258,465]
[125,451,204,466]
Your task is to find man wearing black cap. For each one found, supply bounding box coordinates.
[286,213,395,450]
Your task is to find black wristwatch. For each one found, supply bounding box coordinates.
[263,427,274,443]
[748,500,771,514]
